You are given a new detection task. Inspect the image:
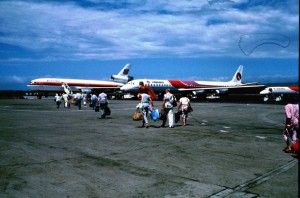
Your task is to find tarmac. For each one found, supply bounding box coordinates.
[0,99,298,198]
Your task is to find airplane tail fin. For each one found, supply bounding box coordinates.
[230,65,243,84]
[111,64,133,83]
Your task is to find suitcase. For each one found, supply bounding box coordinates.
[105,106,111,115]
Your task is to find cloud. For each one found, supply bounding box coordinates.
[0,0,298,62]
[2,75,27,83]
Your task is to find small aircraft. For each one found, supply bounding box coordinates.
[120,65,265,98]
[27,64,132,94]
[260,86,299,102]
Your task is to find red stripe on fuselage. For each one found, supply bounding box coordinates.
[289,86,299,92]
[168,80,187,88]
[168,80,214,88]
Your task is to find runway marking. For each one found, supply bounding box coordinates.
[255,136,267,139]
[258,112,279,125]
[219,130,229,133]
[210,159,298,198]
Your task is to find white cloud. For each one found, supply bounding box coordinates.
[2,75,26,83]
[0,0,298,61]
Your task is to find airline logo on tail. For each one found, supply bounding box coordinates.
[123,69,129,75]
[236,72,242,81]
[230,65,243,84]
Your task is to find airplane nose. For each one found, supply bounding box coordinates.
[120,84,138,92]
[260,89,268,94]
[120,85,127,91]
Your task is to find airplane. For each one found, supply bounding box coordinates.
[260,86,299,102]
[120,65,266,98]
[27,64,133,94]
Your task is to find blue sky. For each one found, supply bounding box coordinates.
[0,0,298,90]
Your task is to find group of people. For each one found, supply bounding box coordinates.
[54,92,88,110]
[55,81,193,128]
[137,82,192,128]
[54,91,110,119]
[55,83,298,154]
[54,92,70,109]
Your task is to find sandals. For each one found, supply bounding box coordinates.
[283,147,292,152]
[283,147,293,153]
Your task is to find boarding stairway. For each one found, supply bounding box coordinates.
[61,82,73,95]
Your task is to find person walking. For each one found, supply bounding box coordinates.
[91,93,98,110]
[177,93,191,126]
[62,92,69,108]
[283,96,299,153]
[75,92,83,110]
[83,93,87,107]
[138,81,158,101]
[54,93,62,109]
[160,88,175,128]
[98,91,109,119]
[139,90,154,128]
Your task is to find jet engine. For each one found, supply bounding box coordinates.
[111,75,134,82]
[215,89,229,95]
[192,90,205,96]
[192,90,206,100]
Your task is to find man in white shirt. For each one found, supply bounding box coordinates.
[161,89,175,128]
[98,92,109,119]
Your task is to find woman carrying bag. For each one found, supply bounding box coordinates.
[177,93,192,126]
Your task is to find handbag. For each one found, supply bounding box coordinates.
[132,110,143,121]
[159,108,166,120]
[105,106,111,115]
[150,109,159,121]
[188,105,193,112]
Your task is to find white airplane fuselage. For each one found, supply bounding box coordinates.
[27,78,124,92]
[260,86,299,95]
[120,65,265,96]
[27,63,132,93]
[120,79,241,93]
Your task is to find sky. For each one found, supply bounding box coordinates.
[0,0,299,90]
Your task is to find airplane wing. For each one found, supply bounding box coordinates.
[178,84,266,91]
[74,86,123,93]
[75,86,122,90]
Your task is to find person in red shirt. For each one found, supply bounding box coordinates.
[138,81,158,101]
